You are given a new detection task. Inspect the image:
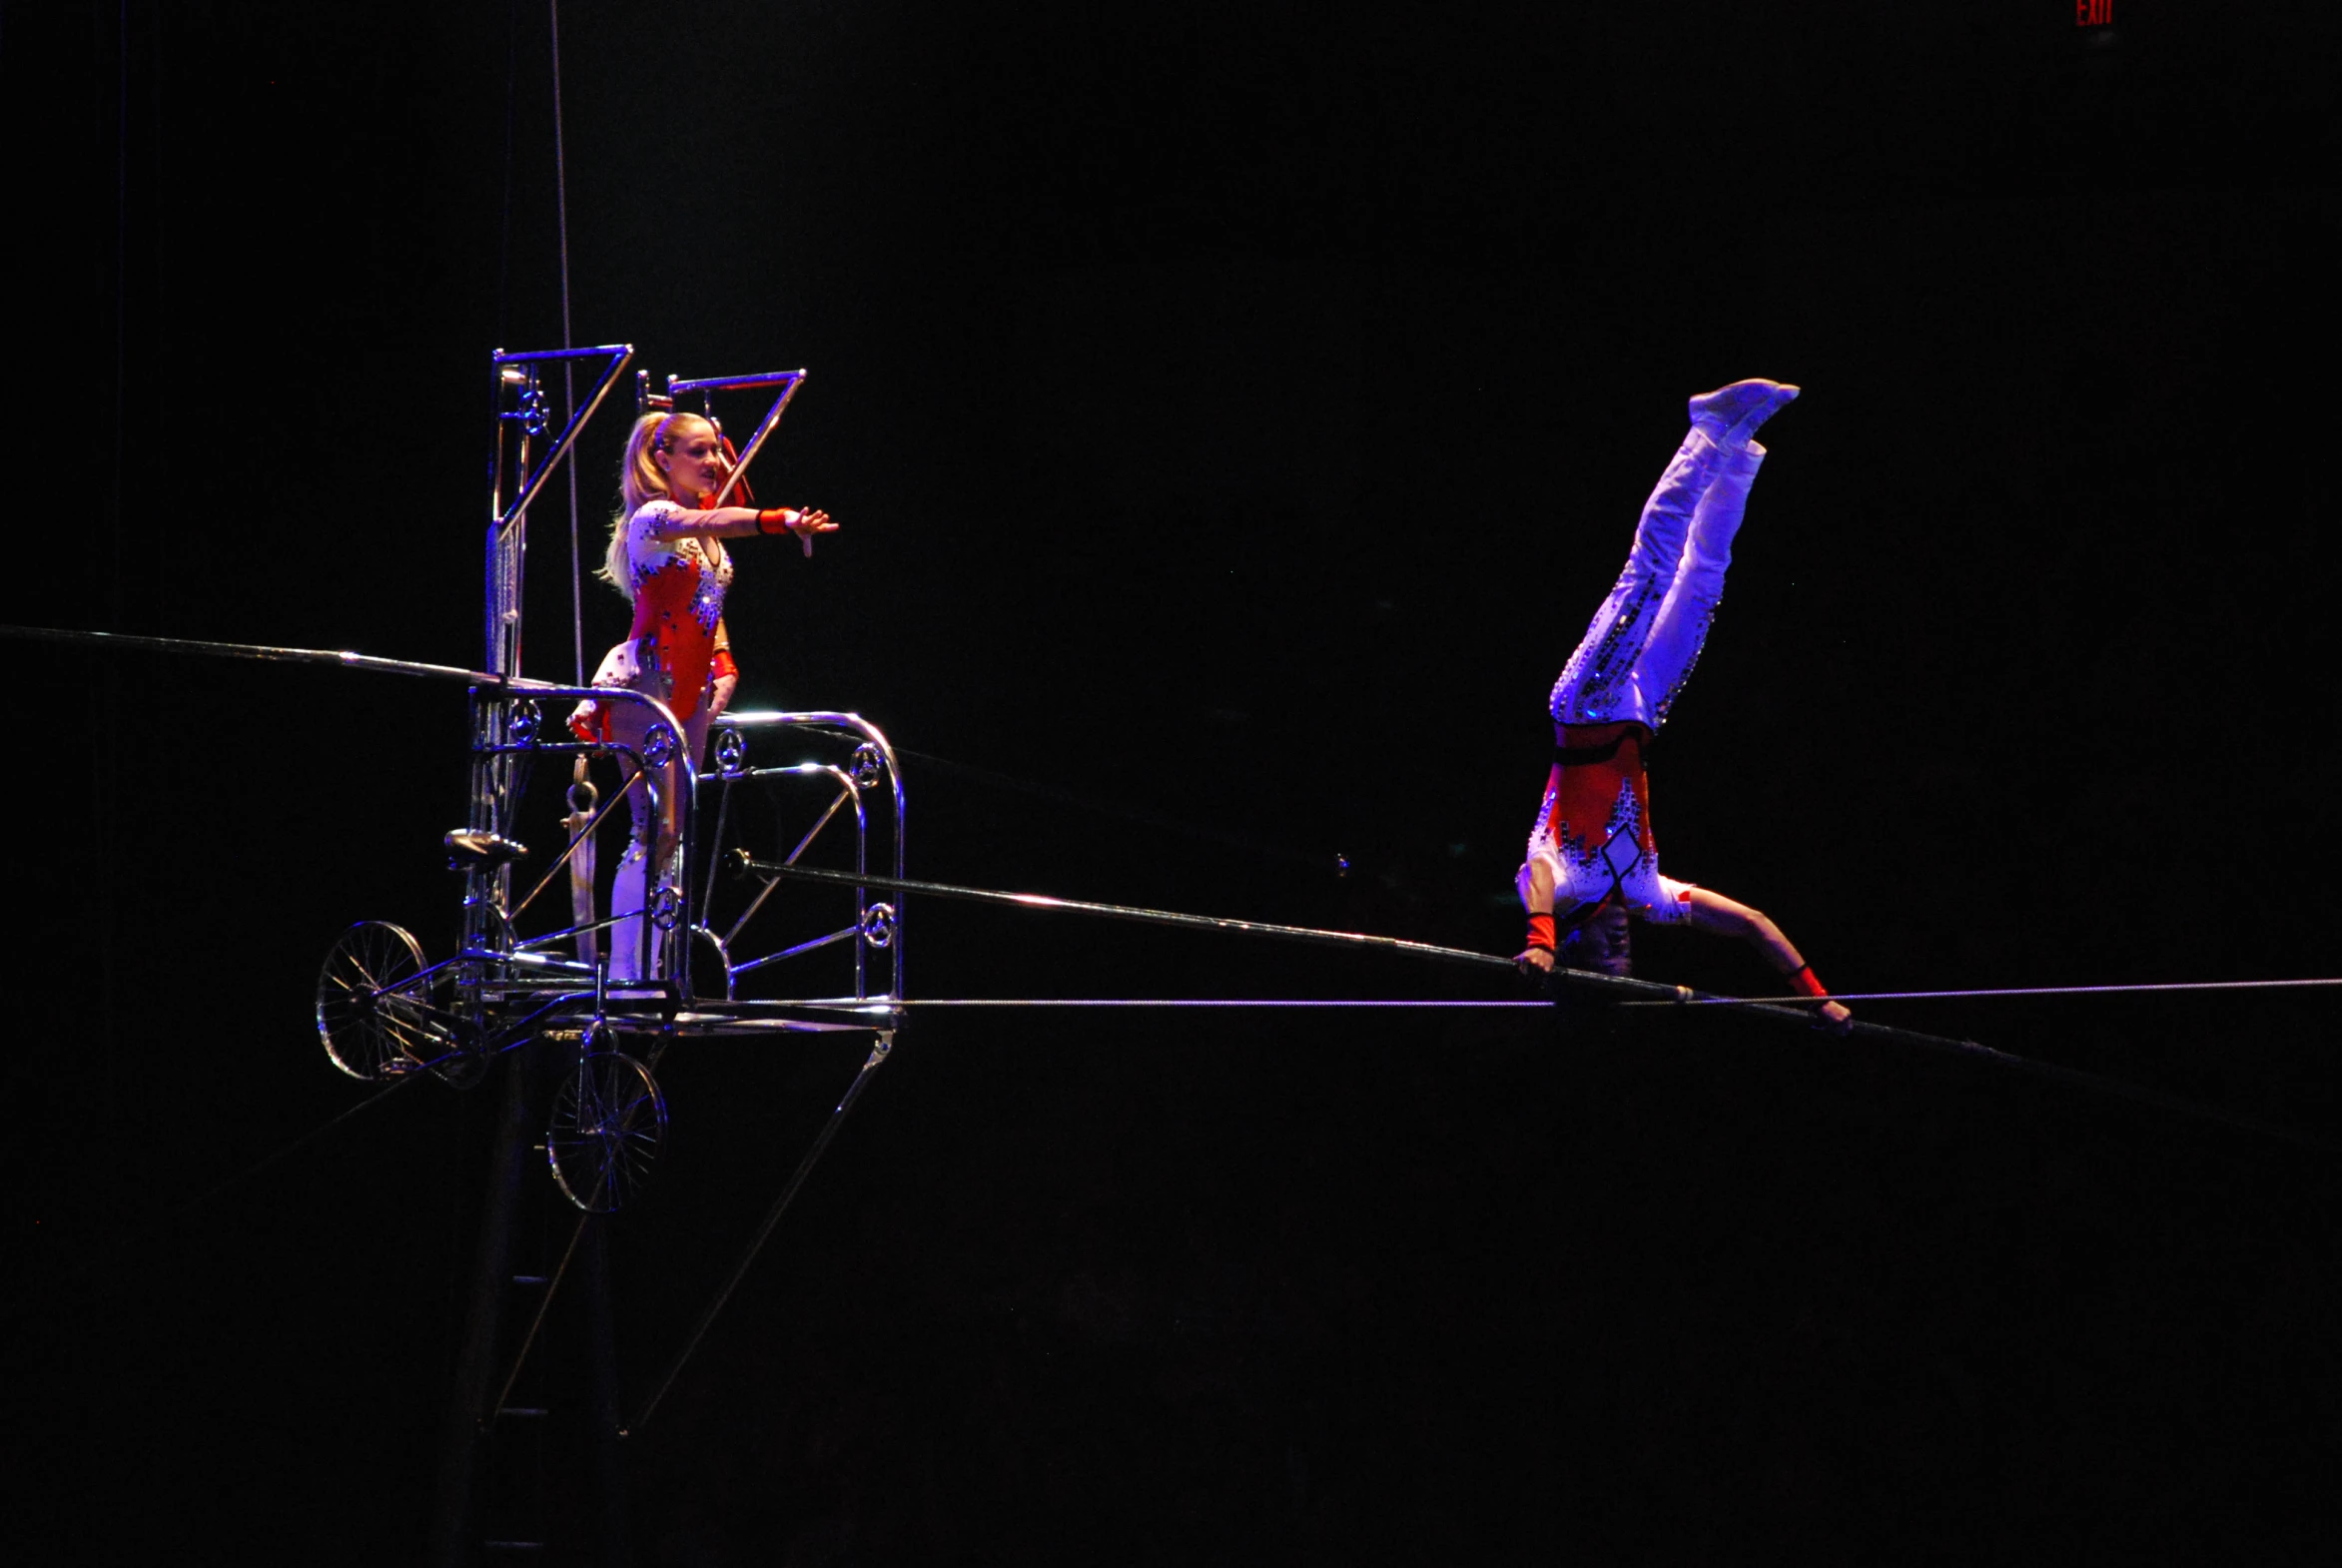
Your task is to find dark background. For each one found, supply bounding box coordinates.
[5,1,2338,1561]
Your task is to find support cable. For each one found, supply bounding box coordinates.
[885,999,1557,1008]
[10,622,2327,1149]
[12,1073,422,1313]
[492,0,521,350]
[738,860,2334,1152]
[0,622,528,685]
[1634,977,2342,1007]
[628,1033,896,1435]
[732,855,1516,972]
[549,0,584,686]
[173,1075,423,1217]
[844,998,2322,1151]
[485,1207,592,1432]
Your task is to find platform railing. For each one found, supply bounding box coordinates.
[708,711,906,1002]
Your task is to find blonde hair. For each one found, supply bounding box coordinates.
[599,410,714,599]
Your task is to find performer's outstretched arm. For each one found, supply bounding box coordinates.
[1681,888,1854,1032]
[642,503,835,543]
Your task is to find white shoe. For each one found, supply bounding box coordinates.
[1689,379,1799,444]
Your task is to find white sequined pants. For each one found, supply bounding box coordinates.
[1548,427,1766,730]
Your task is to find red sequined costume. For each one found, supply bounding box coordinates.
[571,500,736,740]
[570,499,738,983]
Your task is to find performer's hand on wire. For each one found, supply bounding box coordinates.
[1516,947,1556,974]
[1817,1000,1854,1035]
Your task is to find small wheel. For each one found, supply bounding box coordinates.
[546,1049,668,1212]
[316,922,442,1082]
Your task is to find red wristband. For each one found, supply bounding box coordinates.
[1787,964,1829,999]
[756,508,793,535]
[1525,912,1555,952]
[710,649,739,683]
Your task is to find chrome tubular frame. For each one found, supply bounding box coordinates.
[475,346,636,1006]
[709,711,908,1002]
[447,697,908,1028]
[662,370,809,507]
[486,344,633,679]
[459,350,904,1029]
[462,684,697,1009]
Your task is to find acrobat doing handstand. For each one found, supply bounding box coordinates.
[1517,379,1852,1032]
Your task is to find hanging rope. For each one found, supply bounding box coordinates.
[493,0,521,350]
[550,0,586,686]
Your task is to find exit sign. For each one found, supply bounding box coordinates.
[2076,0,2113,23]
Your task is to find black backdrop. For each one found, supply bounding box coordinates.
[5,2,2338,1561]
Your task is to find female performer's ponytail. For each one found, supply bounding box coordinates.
[600,411,696,599]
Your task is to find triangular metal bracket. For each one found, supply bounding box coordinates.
[663,369,811,507]
[490,344,634,531]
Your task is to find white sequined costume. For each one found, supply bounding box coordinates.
[1520,426,1766,923]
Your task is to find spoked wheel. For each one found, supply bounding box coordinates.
[316,922,447,1082]
[546,1044,668,1212]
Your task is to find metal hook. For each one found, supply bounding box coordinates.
[567,754,599,817]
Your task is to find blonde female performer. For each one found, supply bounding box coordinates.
[570,410,835,980]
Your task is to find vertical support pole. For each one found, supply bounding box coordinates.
[461,690,498,979]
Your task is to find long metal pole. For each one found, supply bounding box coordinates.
[733,856,1522,973]
[0,623,522,684]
